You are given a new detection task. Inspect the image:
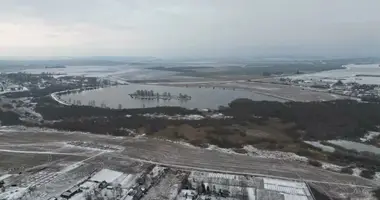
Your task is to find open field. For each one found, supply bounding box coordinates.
[0,128,378,192]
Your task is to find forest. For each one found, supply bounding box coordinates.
[223,98,380,140]
[4,96,380,175]
[33,97,380,142]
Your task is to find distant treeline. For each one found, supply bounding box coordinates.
[179,62,345,77]
[148,66,214,73]
[0,110,22,126]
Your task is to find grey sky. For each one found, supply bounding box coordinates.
[0,0,379,57]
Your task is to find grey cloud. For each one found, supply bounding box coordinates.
[0,0,380,57]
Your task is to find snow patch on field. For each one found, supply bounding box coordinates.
[141,113,205,120]
[0,174,11,181]
[140,113,232,120]
[0,187,27,200]
[208,113,233,119]
[120,174,139,188]
[360,131,380,142]
[352,168,362,177]
[65,141,124,152]
[90,169,123,183]
[243,145,308,162]
[374,172,380,182]
[150,166,166,178]
[321,162,342,172]
[207,145,240,155]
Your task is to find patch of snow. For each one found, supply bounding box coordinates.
[208,113,233,119]
[90,169,123,183]
[321,162,342,172]
[140,113,205,120]
[0,174,11,181]
[263,178,307,189]
[304,141,335,152]
[374,172,380,182]
[168,184,180,200]
[352,168,362,177]
[360,131,380,142]
[247,187,256,200]
[161,139,200,149]
[120,174,139,188]
[0,187,27,200]
[283,194,309,200]
[150,166,166,178]
[207,145,240,155]
[65,141,123,152]
[79,181,97,190]
[243,145,308,162]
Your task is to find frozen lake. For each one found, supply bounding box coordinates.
[61,84,285,110]
[290,64,380,85]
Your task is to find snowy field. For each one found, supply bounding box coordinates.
[289,64,380,85]
[16,65,179,81]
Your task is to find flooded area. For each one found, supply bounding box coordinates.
[60,84,284,109]
[328,140,380,154]
[304,141,335,153]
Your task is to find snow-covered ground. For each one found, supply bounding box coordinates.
[0,87,29,95]
[304,141,335,152]
[0,174,12,181]
[0,187,27,200]
[139,113,232,120]
[140,113,205,120]
[360,131,380,142]
[321,162,342,172]
[243,145,308,162]
[289,64,380,85]
[150,166,166,178]
[90,169,123,183]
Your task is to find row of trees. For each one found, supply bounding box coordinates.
[132,90,190,99]
[134,90,162,97]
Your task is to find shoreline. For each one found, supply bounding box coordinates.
[50,86,108,106]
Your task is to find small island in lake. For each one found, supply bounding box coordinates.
[129,90,191,101]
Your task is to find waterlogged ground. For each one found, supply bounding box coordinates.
[60,84,284,109]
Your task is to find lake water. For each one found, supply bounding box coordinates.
[60,84,284,110]
[328,140,380,154]
[304,141,335,152]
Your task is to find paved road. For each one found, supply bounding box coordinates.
[117,139,378,188]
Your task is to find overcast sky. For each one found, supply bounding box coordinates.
[0,0,379,58]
